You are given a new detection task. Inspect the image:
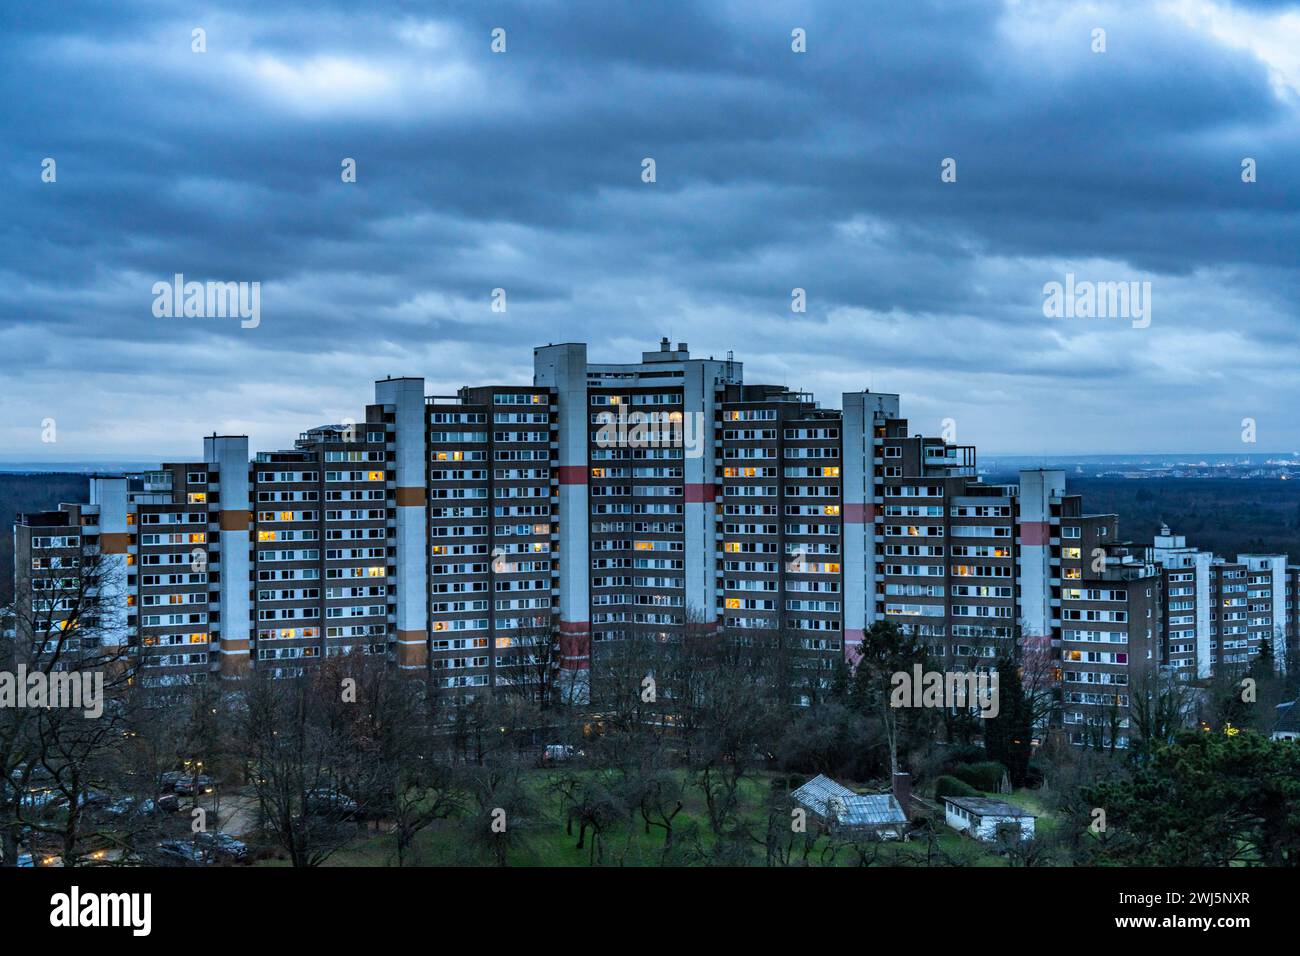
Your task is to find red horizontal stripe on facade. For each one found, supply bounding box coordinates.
[1019,521,1050,546]
[684,483,715,503]
[843,631,866,665]
[558,629,590,667]
[843,504,876,523]
[558,466,587,484]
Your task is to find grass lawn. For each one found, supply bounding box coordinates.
[252,768,1036,867]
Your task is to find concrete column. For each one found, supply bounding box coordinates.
[1194,552,1212,679]
[534,344,590,702]
[1016,469,1065,642]
[841,392,898,663]
[204,436,251,678]
[89,476,130,647]
[682,363,719,630]
[374,378,429,671]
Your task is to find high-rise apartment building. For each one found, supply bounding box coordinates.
[11,339,1294,742]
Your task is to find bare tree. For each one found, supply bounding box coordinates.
[456,748,536,866]
[494,623,561,709]
[2,551,135,867]
[237,666,366,867]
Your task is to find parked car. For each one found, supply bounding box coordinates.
[155,793,181,813]
[156,840,206,866]
[543,744,583,763]
[103,796,145,817]
[305,788,360,818]
[157,833,247,866]
[195,832,249,862]
[174,775,214,797]
[55,789,111,812]
[19,788,60,810]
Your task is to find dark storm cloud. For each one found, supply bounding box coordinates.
[1,0,1298,458]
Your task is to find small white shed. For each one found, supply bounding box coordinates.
[1272,701,1300,742]
[943,796,1035,842]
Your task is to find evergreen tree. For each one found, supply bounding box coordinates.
[984,653,1033,787]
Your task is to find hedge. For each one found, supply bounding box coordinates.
[934,775,980,800]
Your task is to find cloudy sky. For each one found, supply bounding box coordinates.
[3,0,1299,461]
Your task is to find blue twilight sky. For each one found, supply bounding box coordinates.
[2,0,1299,460]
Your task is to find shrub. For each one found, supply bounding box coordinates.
[942,744,987,770]
[951,761,1008,792]
[934,775,979,800]
[1024,761,1045,788]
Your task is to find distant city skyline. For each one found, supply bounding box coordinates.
[6,446,1300,471]
[4,0,1300,457]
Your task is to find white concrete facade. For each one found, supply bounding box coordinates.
[533,344,592,700]
[204,435,251,677]
[88,476,130,647]
[841,391,899,662]
[1239,553,1289,674]
[375,377,429,670]
[1016,469,1065,640]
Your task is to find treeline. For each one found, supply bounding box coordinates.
[1068,477,1300,563]
[6,559,1300,867]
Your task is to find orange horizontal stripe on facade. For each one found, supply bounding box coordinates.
[396,644,428,666]
[219,510,251,531]
[100,532,130,553]
[394,487,425,506]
